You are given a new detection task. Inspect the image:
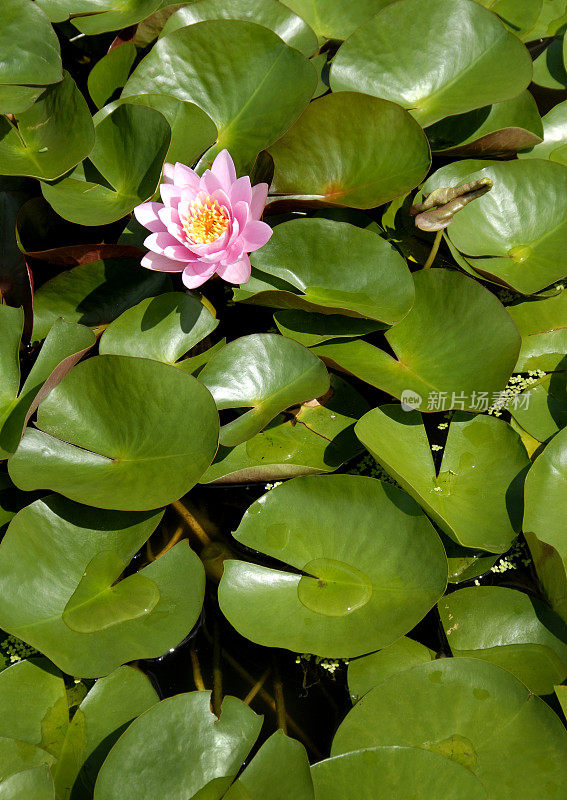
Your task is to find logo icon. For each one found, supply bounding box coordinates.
[401,390,422,411]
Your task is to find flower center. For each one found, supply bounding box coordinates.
[183,195,229,244]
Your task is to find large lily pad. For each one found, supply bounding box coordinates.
[93,692,262,800]
[439,586,567,695]
[99,292,218,364]
[0,308,95,460]
[444,160,567,294]
[348,637,435,702]
[355,406,529,552]
[519,100,567,165]
[0,496,205,676]
[426,91,543,157]
[202,375,369,483]
[248,219,414,323]
[0,658,158,797]
[32,258,170,341]
[0,73,94,181]
[330,0,533,127]
[524,427,567,620]
[122,20,316,173]
[311,747,489,800]
[199,334,329,447]
[331,658,567,799]
[267,92,431,209]
[218,475,447,657]
[161,0,318,56]
[313,269,520,410]
[42,104,171,226]
[508,292,567,373]
[8,355,219,510]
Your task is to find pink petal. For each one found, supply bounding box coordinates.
[141,252,186,272]
[174,162,201,191]
[134,202,166,233]
[162,163,175,183]
[250,183,269,220]
[232,200,249,236]
[160,184,183,208]
[216,255,251,285]
[230,176,252,206]
[240,220,273,252]
[182,263,218,289]
[201,170,224,197]
[211,149,237,192]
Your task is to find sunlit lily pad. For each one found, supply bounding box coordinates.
[439,586,567,694]
[199,334,329,447]
[510,372,567,442]
[8,355,219,510]
[311,746,489,800]
[508,291,567,373]
[0,496,205,676]
[426,91,543,157]
[332,658,567,798]
[161,0,318,56]
[0,766,54,799]
[524,427,567,620]
[529,0,567,38]
[330,0,532,127]
[32,258,170,341]
[475,0,543,37]
[267,92,430,209]
[348,637,435,702]
[0,73,94,180]
[99,292,218,364]
[519,100,567,165]
[218,475,447,657]
[282,0,396,40]
[0,658,158,796]
[355,406,529,552]
[444,160,567,293]
[36,0,163,34]
[248,219,414,323]
[312,269,520,410]
[94,692,262,800]
[88,43,137,109]
[202,375,369,483]
[123,20,316,172]
[42,104,171,226]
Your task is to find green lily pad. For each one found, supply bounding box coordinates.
[36,0,163,34]
[93,692,262,800]
[0,658,158,797]
[0,0,61,92]
[446,159,567,294]
[348,637,435,702]
[330,0,532,128]
[519,100,567,165]
[443,536,499,584]
[274,310,384,348]
[218,475,447,657]
[161,0,318,56]
[355,406,529,552]
[88,43,137,109]
[8,355,219,510]
[530,0,567,37]
[267,92,430,209]
[199,334,329,447]
[42,104,171,226]
[510,372,567,442]
[224,730,314,800]
[0,766,54,800]
[426,91,543,157]
[476,0,543,36]
[248,219,414,323]
[311,747,489,800]
[524,427,567,620]
[0,73,94,180]
[281,0,396,40]
[313,269,520,410]
[439,586,567,695]
[32,258,170,341]
[202,374,369,483]
[332,658,567,798]
[555,685,567,716]
[508,291,567,373]
[532,35,567,89]
[0,496,205,676]
[0,310,96,460]
[99,292,218,364]
[122,20,316,173]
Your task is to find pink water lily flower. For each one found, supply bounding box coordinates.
[134,150,272,288]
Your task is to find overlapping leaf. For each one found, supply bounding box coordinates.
[36,0,163,35]
[348,637,435,702]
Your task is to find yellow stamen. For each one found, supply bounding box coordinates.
[183,195,229,244]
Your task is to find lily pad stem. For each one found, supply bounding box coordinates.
[424,230,443,269]
[171,500,212,547]
[212,618,223,717]
[273,659,288,734]
[190,648,206,691]
[244,668,271,705]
